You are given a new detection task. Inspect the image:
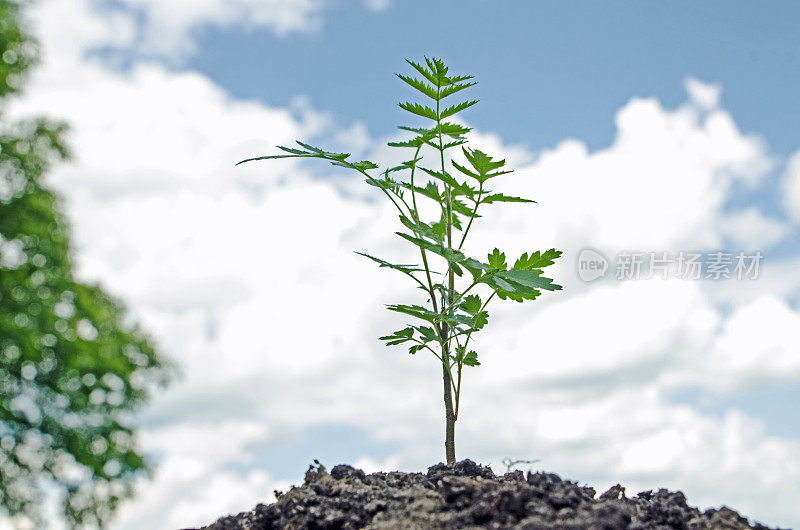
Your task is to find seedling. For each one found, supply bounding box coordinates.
[238,57,562,465]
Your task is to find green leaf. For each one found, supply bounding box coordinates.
[425,57,450,85]
[460,294,482,314]
[514,249,562,270]
[380,327,415,346]
[237,141,379,174]
[441,139,468,150]
[472,311,489,329]
[398,214,443,243]
[451,160,479,180]
[448,74,475,84]
[481,193,535,204]
[387,304,468,329]
[405,58,439,87]
[419,167,471,196]
[440,81,477,99]
[355,252,429,290]
[451,198,477,217]
[398,181,441,203]
[398,101,438,120]
[454,346,480,366]
[487,248,507,271]
[440,100,478,119]
[459,147,514,182]
[437,122,472,138]
[356,252,424,273]
[480,268,562,303]
[500,269,562,291]
[395,233,469,266]
[416,326,440,343]
[462,350,480,367]
[396,73,438,100]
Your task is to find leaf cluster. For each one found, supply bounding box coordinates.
[238,56,562,424]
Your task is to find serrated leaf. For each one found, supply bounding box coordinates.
[487,248,507,271]
[514,249,562,270]
[472,311,488,329]
[398,214,443,243]
[462,350,480,367]
[416,326,440,343]
[387,304,470,329]
[395,232,469,266]
[398,181,441,203]
[441,139,467,150]
[500,269,562,291]
[440,82,476,99]
[380,326,415,346]
[448,74,475,84]
[452,160,479,180]
[419,167,471,196]
[388,138,422,148]
[480,268,562,302]
[482,193,535,204]
[426,57,449,85]
[356,252,424,273]
[396,73,438,100]
[440,100,478,119]
[437,122,472,138]
[399,101,438,121]
[460,294,482,314]
[237,141,379,176]
[451,198,476,217]
[405,59,439,86]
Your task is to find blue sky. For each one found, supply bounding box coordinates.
[189,1,800,155]
[8,1,800,528]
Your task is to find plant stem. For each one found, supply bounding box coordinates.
[458,183,483,250]
[436,81,457,466]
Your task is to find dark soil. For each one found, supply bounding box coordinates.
[194,460,784,530]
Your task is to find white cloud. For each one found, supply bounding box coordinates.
[718,207,789,249]
[783,150,800,220]
[684,77,722,110]
[119,0,326,58]
[457,95,770,260]
[363,0,392,13]
[11,2,800,528]
[706,295,800,392]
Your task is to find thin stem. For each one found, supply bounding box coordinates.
[409,338,445,364]
[406,146,443,337]
[409,145,423,218]
[458,183,483,250]
[362,172,409,217]
[453,291,496,419]
[454,361,462,419]
[460,291,497,353]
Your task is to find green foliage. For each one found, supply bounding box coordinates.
[239,56,562,463]
[0,2,173,526]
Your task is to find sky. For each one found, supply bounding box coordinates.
[4,0,800,528]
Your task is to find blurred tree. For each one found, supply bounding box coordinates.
[0,1,173,527]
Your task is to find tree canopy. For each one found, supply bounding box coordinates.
[0,1,172,526]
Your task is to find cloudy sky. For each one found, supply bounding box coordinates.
[6,0,800,528]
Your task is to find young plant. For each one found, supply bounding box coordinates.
[238,57,562,465]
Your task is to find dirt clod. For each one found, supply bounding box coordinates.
[194,460,782,530]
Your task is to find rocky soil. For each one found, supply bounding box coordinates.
[194,460,783,530]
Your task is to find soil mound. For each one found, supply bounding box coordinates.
[195,459,781,529]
